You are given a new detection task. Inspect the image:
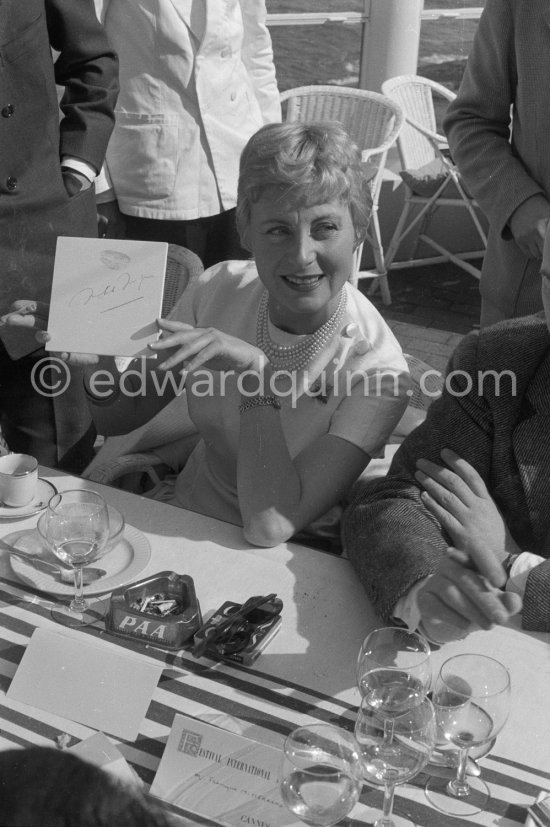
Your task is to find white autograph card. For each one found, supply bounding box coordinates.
[46,237,168,356]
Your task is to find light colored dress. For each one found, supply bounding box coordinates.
[146,260,409,535]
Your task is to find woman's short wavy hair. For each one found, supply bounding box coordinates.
[236,121,372,250]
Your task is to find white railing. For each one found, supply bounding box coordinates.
[267,13,365,26]
[266,8,483,27]
[420,7,483,20]
[267,4,483,92]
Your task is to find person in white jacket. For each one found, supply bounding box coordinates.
[94,0,281,267]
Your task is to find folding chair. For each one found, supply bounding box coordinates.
[381,74,487,278]
[280,85,404,304]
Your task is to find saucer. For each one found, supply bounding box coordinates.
[0,478,57,520]
[8,524,151,596]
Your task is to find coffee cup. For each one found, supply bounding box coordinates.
[0,454,38,507]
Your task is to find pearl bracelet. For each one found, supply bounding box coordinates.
[239,395,281,415]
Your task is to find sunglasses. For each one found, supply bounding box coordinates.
[193,593,283,658]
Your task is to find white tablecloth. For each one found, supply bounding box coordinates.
[0,468,547,827]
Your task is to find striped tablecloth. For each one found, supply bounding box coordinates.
[0,469,548,827]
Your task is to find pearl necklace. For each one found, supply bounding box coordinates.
[256,288,347,371]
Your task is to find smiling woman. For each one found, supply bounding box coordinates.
[245,196,356,334]
[5,123,411,551]
[104,123,409,548]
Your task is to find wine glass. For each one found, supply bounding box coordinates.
[280,723,362,827]
[425,653,511,817]
[356,627,432,715]
[38,489,111,628]
[355,693,436,827]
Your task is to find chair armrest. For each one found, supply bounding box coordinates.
[424,77,457,104]
[404,117,449,152]
[361,147,386,163]
[84,452,168,488]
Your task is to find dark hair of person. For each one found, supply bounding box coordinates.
[0,747,171,827]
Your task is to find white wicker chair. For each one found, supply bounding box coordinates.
[161,243,203,317]
[280,85,404,304]
[381,74,487,278]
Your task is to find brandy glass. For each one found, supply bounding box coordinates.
[355,692,436,827]
[38,489,111,627]
[356,627,432,714]
[425,654,511,817]
[280,724,362,826]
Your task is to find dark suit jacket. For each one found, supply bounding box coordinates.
[0,0,118,460]
[342,313,550,632]
[0,0,118,356]
[444,0,550,320]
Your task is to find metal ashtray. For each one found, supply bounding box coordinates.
[107,571,201,650]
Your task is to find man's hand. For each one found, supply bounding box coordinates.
[61,169,93,198]
[0,300,48,333]
[97,200,126,239]
[417,548,522,643]
[415,448,521,588]
[0,300,98,365]
[508,194,550,258]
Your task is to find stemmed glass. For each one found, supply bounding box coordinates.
[425,653,511,817]
[356,627,432,714]
[280,724,362,826]
[355,692,436,827]
[38,489,111,628]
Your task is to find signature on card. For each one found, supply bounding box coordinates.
[68,250,155,312]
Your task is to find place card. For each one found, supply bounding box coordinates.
[7,627,162,740]
[150,713,294,827]
[68,731,143,787]
[46,237,167,356]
